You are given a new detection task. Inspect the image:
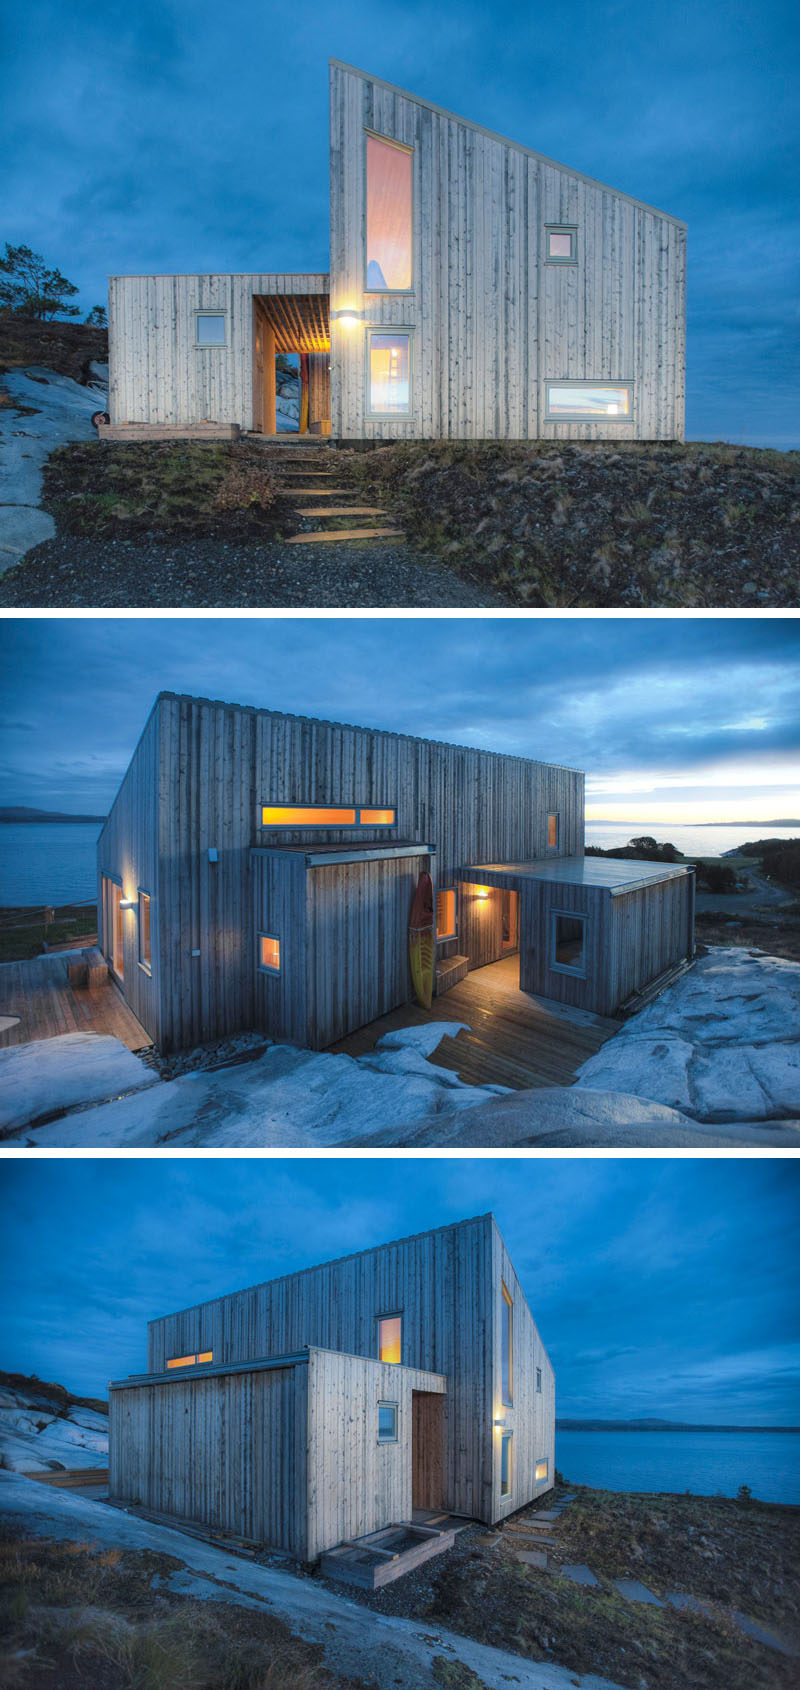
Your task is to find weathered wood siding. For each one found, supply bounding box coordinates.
[96,701,162,1046]
[518,874,692,1016]
[329,61,686,441]
[109,1359,309,1555]
[457,882,505,972]
[112,691,582,1050]
[251,850,309,1044]
[491,1227,556,1522]
[109,273,328,428]
[147,1214,497,1520]
[306,1351,445,1558]
[305,853,432,1046]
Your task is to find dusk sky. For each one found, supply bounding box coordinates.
[1,1158,797,1422]
[1,616,798,826]
[3,0,799,446]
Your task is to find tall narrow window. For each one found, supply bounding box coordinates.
[378,1315,402,1364]
[547,813,560,850]
[552,912,587,976]
[536,1366,542,1393]
[501,1431,513,1498]
[436,888,457,940]
[138,890,151,972]
[501,1281,513,1406]
[366,133,413,291]
[368,332,412,417]
[378,1402,398,1442]
[102,876,124,981]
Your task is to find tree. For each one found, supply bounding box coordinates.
[0,244,80,320]
[84,304,107,327]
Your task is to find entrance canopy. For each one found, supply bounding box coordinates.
[459,855,691,897]
[257,290,330,353]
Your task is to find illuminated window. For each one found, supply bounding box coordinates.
[368,331,412,417]
[547,813,560,851]
[501,1281,513,1407]
[378,1315,402,1364]
[545,382,633,421]
[545,226,577,264]
[536,1366,542,1393]
[138,890,151,971]
[166,1351,213,1369]
[195,312,226,347]
[552,911,587,976]
[102,875,124,981]
[535,1458,548,1482]
[258,933,281,974]
[261,805,396,828]
[378,1402,398,1442]
[436,888,457,941]
[366,133,413,291]
[501,1431,513,1498]
[359,808,396,826]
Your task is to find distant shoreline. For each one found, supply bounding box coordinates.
[558,1420,799,1434]
[0,811,105,825]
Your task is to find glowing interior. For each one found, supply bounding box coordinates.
[378,1315,402,1364]
[369,334,411,414]
[436,888,456,938]
[360,808,396,825]
[167,1355,197,1369]
[260,935,280,972]
[535,1458,549,1481]
[548,383,631,417]
[262,806,357,826]
[547,813,559,849]
[366,134,413,290]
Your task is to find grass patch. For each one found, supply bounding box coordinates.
[0,1526,364,1690]
[41,441,295,541]
[349,439,800,607]
[0,905,97,964]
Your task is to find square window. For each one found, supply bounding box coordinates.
[436,888,457,940]
[258,933,280,974]
[195,312,226,347]
[546,227,576,263]
[368,331,412,417]
[547,813,559,851]
[378,1402,398,1442]
[378,1314,402,1364]
[552,912,587,976]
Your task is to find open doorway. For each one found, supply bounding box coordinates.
[501,889,519,953]
[412,1391,445,1511]
[276,354,301,433]
[252,293,330,436]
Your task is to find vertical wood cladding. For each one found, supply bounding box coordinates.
[518,874,693,1016]
[102,692,583,1050]
[330,60,685,441]
[109,273,329,428]
[491,1229,556,1521]
[146,1215,498,1521]
[96,702,162,1047]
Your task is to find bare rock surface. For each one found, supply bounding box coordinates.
[0,366,105,566]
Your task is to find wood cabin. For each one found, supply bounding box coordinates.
[109,1213,555,1556]
[97,690,695,1053]
[106,59,686,443]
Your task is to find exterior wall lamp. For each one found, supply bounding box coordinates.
[333,310,362,327]
[119,898,136,910]
[494,1416,507,1427]
[476,886,490,902]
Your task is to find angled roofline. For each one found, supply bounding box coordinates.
[154,690,585,777]
[330,58,687,231]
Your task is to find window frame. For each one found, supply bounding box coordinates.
[365,327,414,422]
[166,1351,213,1370]
[194,310,228,349]
[377,1400,399,1442]
[256,931,281,976]
[436,887,458,943]
[377,1312,403,1365]
[501,1280,513,1408]
[544,380,634,424]
[551,909,588,979]
[536,1366,542,1393]
[535,1457,549,1482]
[260,804,396,829]
[500,1430,513,1498]
[137,887,152,975]
[547,812,560,852]
[364,129,414,296]
[544,224,578,265]
[101,872,124,982]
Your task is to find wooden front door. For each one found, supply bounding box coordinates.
[412,1392,445,1511]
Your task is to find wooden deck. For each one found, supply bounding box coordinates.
[0,953,151,1052]
[330,954,620,1091]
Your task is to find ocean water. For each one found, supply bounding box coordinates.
[556,1428,800,1504]
[0,823,103,907]
[585,822,798,857]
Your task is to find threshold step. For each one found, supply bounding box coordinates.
[286,528,404,545]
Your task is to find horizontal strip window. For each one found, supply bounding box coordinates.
[545,225,577,264]
[195,311,227,347]
[261,805,396,827]
[166,1351,213,1369]
[546,381,633,421]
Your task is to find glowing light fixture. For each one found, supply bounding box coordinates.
[336,312,360,327]
[475,886,490,901]
[119,898,136,910]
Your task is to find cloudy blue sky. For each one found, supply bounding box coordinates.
[2,0,798,445]
[1,1157,797,1422]
[1,616,798,825]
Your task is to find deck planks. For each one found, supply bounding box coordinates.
[330,953,619,1090]
[0,954,152,1052]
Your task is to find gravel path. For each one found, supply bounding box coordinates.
[0,533,511,607]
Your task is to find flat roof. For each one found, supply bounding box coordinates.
[462,856,692,896]
[110,1346,447,1392]
[251,841,434,867]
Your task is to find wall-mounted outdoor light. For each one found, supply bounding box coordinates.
[494,1416,507,1427]
[475,886,490,902]
[332,309,362,327]
[119,898,136,910]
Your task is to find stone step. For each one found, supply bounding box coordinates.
[612,1578,664,1606]
[560,1563,600,1587]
